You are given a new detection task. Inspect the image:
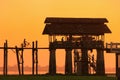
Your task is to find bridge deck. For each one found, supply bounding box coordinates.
[0,47,49,49]
[0,42,120,53]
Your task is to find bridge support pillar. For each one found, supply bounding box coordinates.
[116,53,120,79]
[32,41,38,75]
[15,44,24,75]
[76,61,82,75]
[49,49,56,75]
[65,49,72,74]
[3,40,8,75]
[81,49,88,75]
[96,49,105,75]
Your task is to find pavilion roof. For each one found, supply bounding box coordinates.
[43,17,111,35]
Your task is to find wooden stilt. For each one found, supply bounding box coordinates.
[116,53,118,76]
[81,49,88,75]
[15,46,21,75]
[3,43,6,75]
[15,44,24,75]
[65,49,72,75]
[21,44,24,75]
[96,49,105,75]
[36,41,38,75]
[49,49,56,75]
[32,41,38,75]
[3,40,8,75]
[32,42,34,75]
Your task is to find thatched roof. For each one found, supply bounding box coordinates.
[43,17,111,35]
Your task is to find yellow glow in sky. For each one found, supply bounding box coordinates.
[0,0,120,72]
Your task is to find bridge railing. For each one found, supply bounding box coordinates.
[106,42,120,53]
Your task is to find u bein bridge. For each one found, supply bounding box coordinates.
[0,17,120,77]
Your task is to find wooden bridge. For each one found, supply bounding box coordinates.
[105,42,120,77]
[0,40,49,75]
[106,42,120,53]
[0,39,120,76]
[1,17,119,76]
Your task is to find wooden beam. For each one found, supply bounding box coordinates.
[0,47,49,49]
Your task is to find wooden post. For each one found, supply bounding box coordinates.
[96,49,105,75]
[32,42,34,75]
[116,53,118,76]
[21,44,24,75]
[3,42,6,75]
[116,53,120,79]
[15,44,24,75]
[36,41,38,75]
[32,41,38,75]
[3,40,8,75]
[65,49,72,75]
[49,49,56,75]
[81,49,88,75]
[15,46,21,75]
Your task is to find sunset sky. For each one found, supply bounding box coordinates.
[0,0,120,73]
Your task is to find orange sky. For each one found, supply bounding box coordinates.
[0,0,120,73]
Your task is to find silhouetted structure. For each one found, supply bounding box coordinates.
[43,17,111,75]
[3,17,120,76]
[2,40,40,75]
[106,43,120,79]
